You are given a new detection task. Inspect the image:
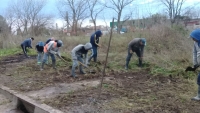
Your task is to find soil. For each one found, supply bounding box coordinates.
[0,54,200,113]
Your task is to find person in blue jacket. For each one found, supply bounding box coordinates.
[189,29,200,101]
[21,37,34,58]
[35,41,44,65]
[88,30,103,63]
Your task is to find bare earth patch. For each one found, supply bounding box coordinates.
[0,54,200,113]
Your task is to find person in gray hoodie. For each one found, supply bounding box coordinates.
[125,38,146,70]
[21,37,34,58]
[71,42,92,77]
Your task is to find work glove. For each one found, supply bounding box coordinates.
[50,51,57,55]
[194,64,199,69]
[55,52,58,55]
[72,58,77,60]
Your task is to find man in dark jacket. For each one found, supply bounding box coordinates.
[125,38,146,70]
[88,30,103,63]
[35,41,44,65]
[21,37,34,58]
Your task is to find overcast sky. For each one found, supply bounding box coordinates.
[0,0,199,27]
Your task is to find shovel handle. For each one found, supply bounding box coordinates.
[58,55,68,63]
[78,61,88,68]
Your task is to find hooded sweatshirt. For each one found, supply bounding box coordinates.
[44,41,60,56]
[90,30,102,47]
[128,38,146,57]
[71,43,92,64]
[190,29,200,65]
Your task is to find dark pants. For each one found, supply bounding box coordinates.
[21,44,28,57]
[125,47,142,68]
[197,73,200,85]
[71,55,84,77]
[42,53,56,63]
[41,53,56,70]
[89,46,98,62]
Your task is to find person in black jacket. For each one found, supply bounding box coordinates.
[35,41,44,65]
[88,30,103,63]
[21,37,34,58]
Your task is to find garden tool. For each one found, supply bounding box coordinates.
[56,54,68,63]
[78,61,96,74]
[60,56,68,63]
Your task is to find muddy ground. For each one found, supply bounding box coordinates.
[0,54,200,113]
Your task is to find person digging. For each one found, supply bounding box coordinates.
[45,37,56,64]
[40,40,63,71]
[188,29,200,101]
[35,41,44,65]
[71,42,92,78]
[88,30,103,63]
[125,38,146,70]
[20,37,34,58]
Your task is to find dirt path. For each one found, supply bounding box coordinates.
[25,80,100,100]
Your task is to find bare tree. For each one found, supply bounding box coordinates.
[86,0,104,32]
[6,0,48,36]
[32,14,54,36]
[4,9,16,34]
[161,0,185,27]
[58,0,89,36]
[102,0,134,34]
[0,15,9,35]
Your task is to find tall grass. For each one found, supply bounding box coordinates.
[0,24,195,77]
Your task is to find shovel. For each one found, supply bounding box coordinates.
[78,61,96,74]
[56,54,68,63]
[185,66,198,72]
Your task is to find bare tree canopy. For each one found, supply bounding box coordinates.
[5,0,52,36]
[0,15,9,34]
[161,0,186,26]
[58,0,89,36]
[86,0,104,32]
[103,0,134,33]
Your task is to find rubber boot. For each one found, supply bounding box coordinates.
[125,60,129,70]
[79,65,86,74]
[52,60,56,69]
[138,59,142,67]
[71,66,77,78]
[191,85,200,101]
[94,57,97,62]
[87,56,93,65]
[40,62,45,71]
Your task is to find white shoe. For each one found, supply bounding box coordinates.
[191,96,200,101]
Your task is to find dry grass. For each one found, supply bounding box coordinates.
[0,24,194,76]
